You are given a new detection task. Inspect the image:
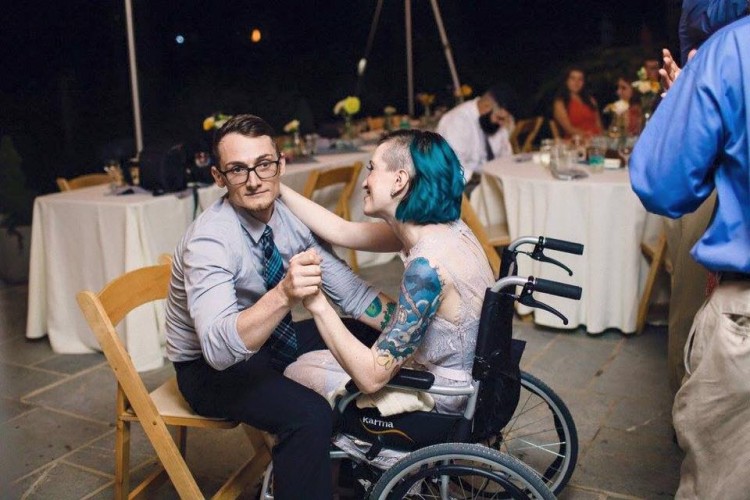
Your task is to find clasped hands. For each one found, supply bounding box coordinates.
[278,249,328,313]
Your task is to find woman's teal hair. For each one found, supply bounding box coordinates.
[378,130,465,224]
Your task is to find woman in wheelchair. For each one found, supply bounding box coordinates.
[280,130,494,416]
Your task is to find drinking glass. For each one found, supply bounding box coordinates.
[539,138,554,167]
[618,136,637,168]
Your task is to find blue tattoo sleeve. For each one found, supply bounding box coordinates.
[375,256,443,369]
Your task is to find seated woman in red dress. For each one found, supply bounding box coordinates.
[552,67,603,139]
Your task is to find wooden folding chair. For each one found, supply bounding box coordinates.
[302,162,363,273]
[76,259,271,499]
[509,116,544,154]
[56,173,111,191]
[636,232,673,334]
[460,194,501,277]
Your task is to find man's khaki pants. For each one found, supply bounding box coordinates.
[673,280,750,499]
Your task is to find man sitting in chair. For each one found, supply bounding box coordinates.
[437,83,517,190]
[164,114,393,499]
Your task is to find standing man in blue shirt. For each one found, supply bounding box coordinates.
[165,114,394,498]
[630,17,750,499]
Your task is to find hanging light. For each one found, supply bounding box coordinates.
[250,28,262,43]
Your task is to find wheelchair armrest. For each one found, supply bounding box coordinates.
[387,369,435,390]
[343,369,436,394]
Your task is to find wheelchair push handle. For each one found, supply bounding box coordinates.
[533,278,582,300]
[542,237,584,255]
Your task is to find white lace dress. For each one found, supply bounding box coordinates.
[285,219,494,414]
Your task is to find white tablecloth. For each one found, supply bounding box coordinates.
[26,149,392,370]
[471,157,663,333]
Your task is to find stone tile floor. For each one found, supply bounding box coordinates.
[0,259,682,498]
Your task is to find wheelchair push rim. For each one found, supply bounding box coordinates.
[369,442,554,499]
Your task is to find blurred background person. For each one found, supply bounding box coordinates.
[552,67,603,139]
[437,83,517,188]
[605,73,642,136]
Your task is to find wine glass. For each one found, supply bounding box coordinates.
[618,136,637,168]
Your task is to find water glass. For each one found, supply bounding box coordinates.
[539,138,555,167]
[587,146,605,173]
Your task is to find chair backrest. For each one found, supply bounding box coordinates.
[460,195,501,277]
[548,119,562,141]
[509,117,544,154]
[56,173,110,192]
[76,263,205,498]
[302,162,363,220]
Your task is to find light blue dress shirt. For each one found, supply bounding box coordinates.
[165,196,379,370]
[630,16,750,273]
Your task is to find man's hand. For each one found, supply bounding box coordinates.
[659,48,681,94]
[277,249,322,304]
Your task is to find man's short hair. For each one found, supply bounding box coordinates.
[213,114,279,164]
[378,130,464,225]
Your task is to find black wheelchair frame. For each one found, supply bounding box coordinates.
[260,235,584,499]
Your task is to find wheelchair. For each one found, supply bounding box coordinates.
[259,235,584,499]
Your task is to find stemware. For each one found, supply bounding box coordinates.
[618,136,637,168]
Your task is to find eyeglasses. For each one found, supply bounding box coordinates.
[218,158,281,185]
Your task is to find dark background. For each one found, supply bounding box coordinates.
[1,1,679,196]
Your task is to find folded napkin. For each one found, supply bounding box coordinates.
[329,379,435,417]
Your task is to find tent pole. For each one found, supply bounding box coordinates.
[405,0,414,117]
[429,0,461,96]
[124,0,144,154]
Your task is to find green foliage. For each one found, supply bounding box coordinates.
[0,136,36,230]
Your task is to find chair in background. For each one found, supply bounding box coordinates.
[509,116,544,154]
[548,120,562,142]
[302,162,363,273]
[56,173,110,192]
[636,232,673,334]
[460,195,501,277]
[76,258,271,499]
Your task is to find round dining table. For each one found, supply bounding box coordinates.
[471,156,664,333]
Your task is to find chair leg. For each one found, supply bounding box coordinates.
[636,237,667,334]
[176,426,188,456]
[114,417,131,500]
[212,426,273,500]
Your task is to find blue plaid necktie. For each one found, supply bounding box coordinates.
[260,225,298,368]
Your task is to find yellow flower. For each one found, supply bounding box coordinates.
[203,113,232,131]
[455,84,472,97]
[283,119,300,133]
[334,96,361,116]
[650,80,661,93]
[417,92,436,106]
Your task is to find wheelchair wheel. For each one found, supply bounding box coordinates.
[485,371,578,495]
[369,442,554,499]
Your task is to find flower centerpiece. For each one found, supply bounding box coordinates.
[384,105,397,131]
[632,67,661,129]
[454,84,473,104]
[416,92,436,118]
[283,119,303,157]
[333,96,361,139]
[603,99,630,141]
[202,112,232,131]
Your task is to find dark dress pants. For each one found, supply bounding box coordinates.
[174,318,379,500]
